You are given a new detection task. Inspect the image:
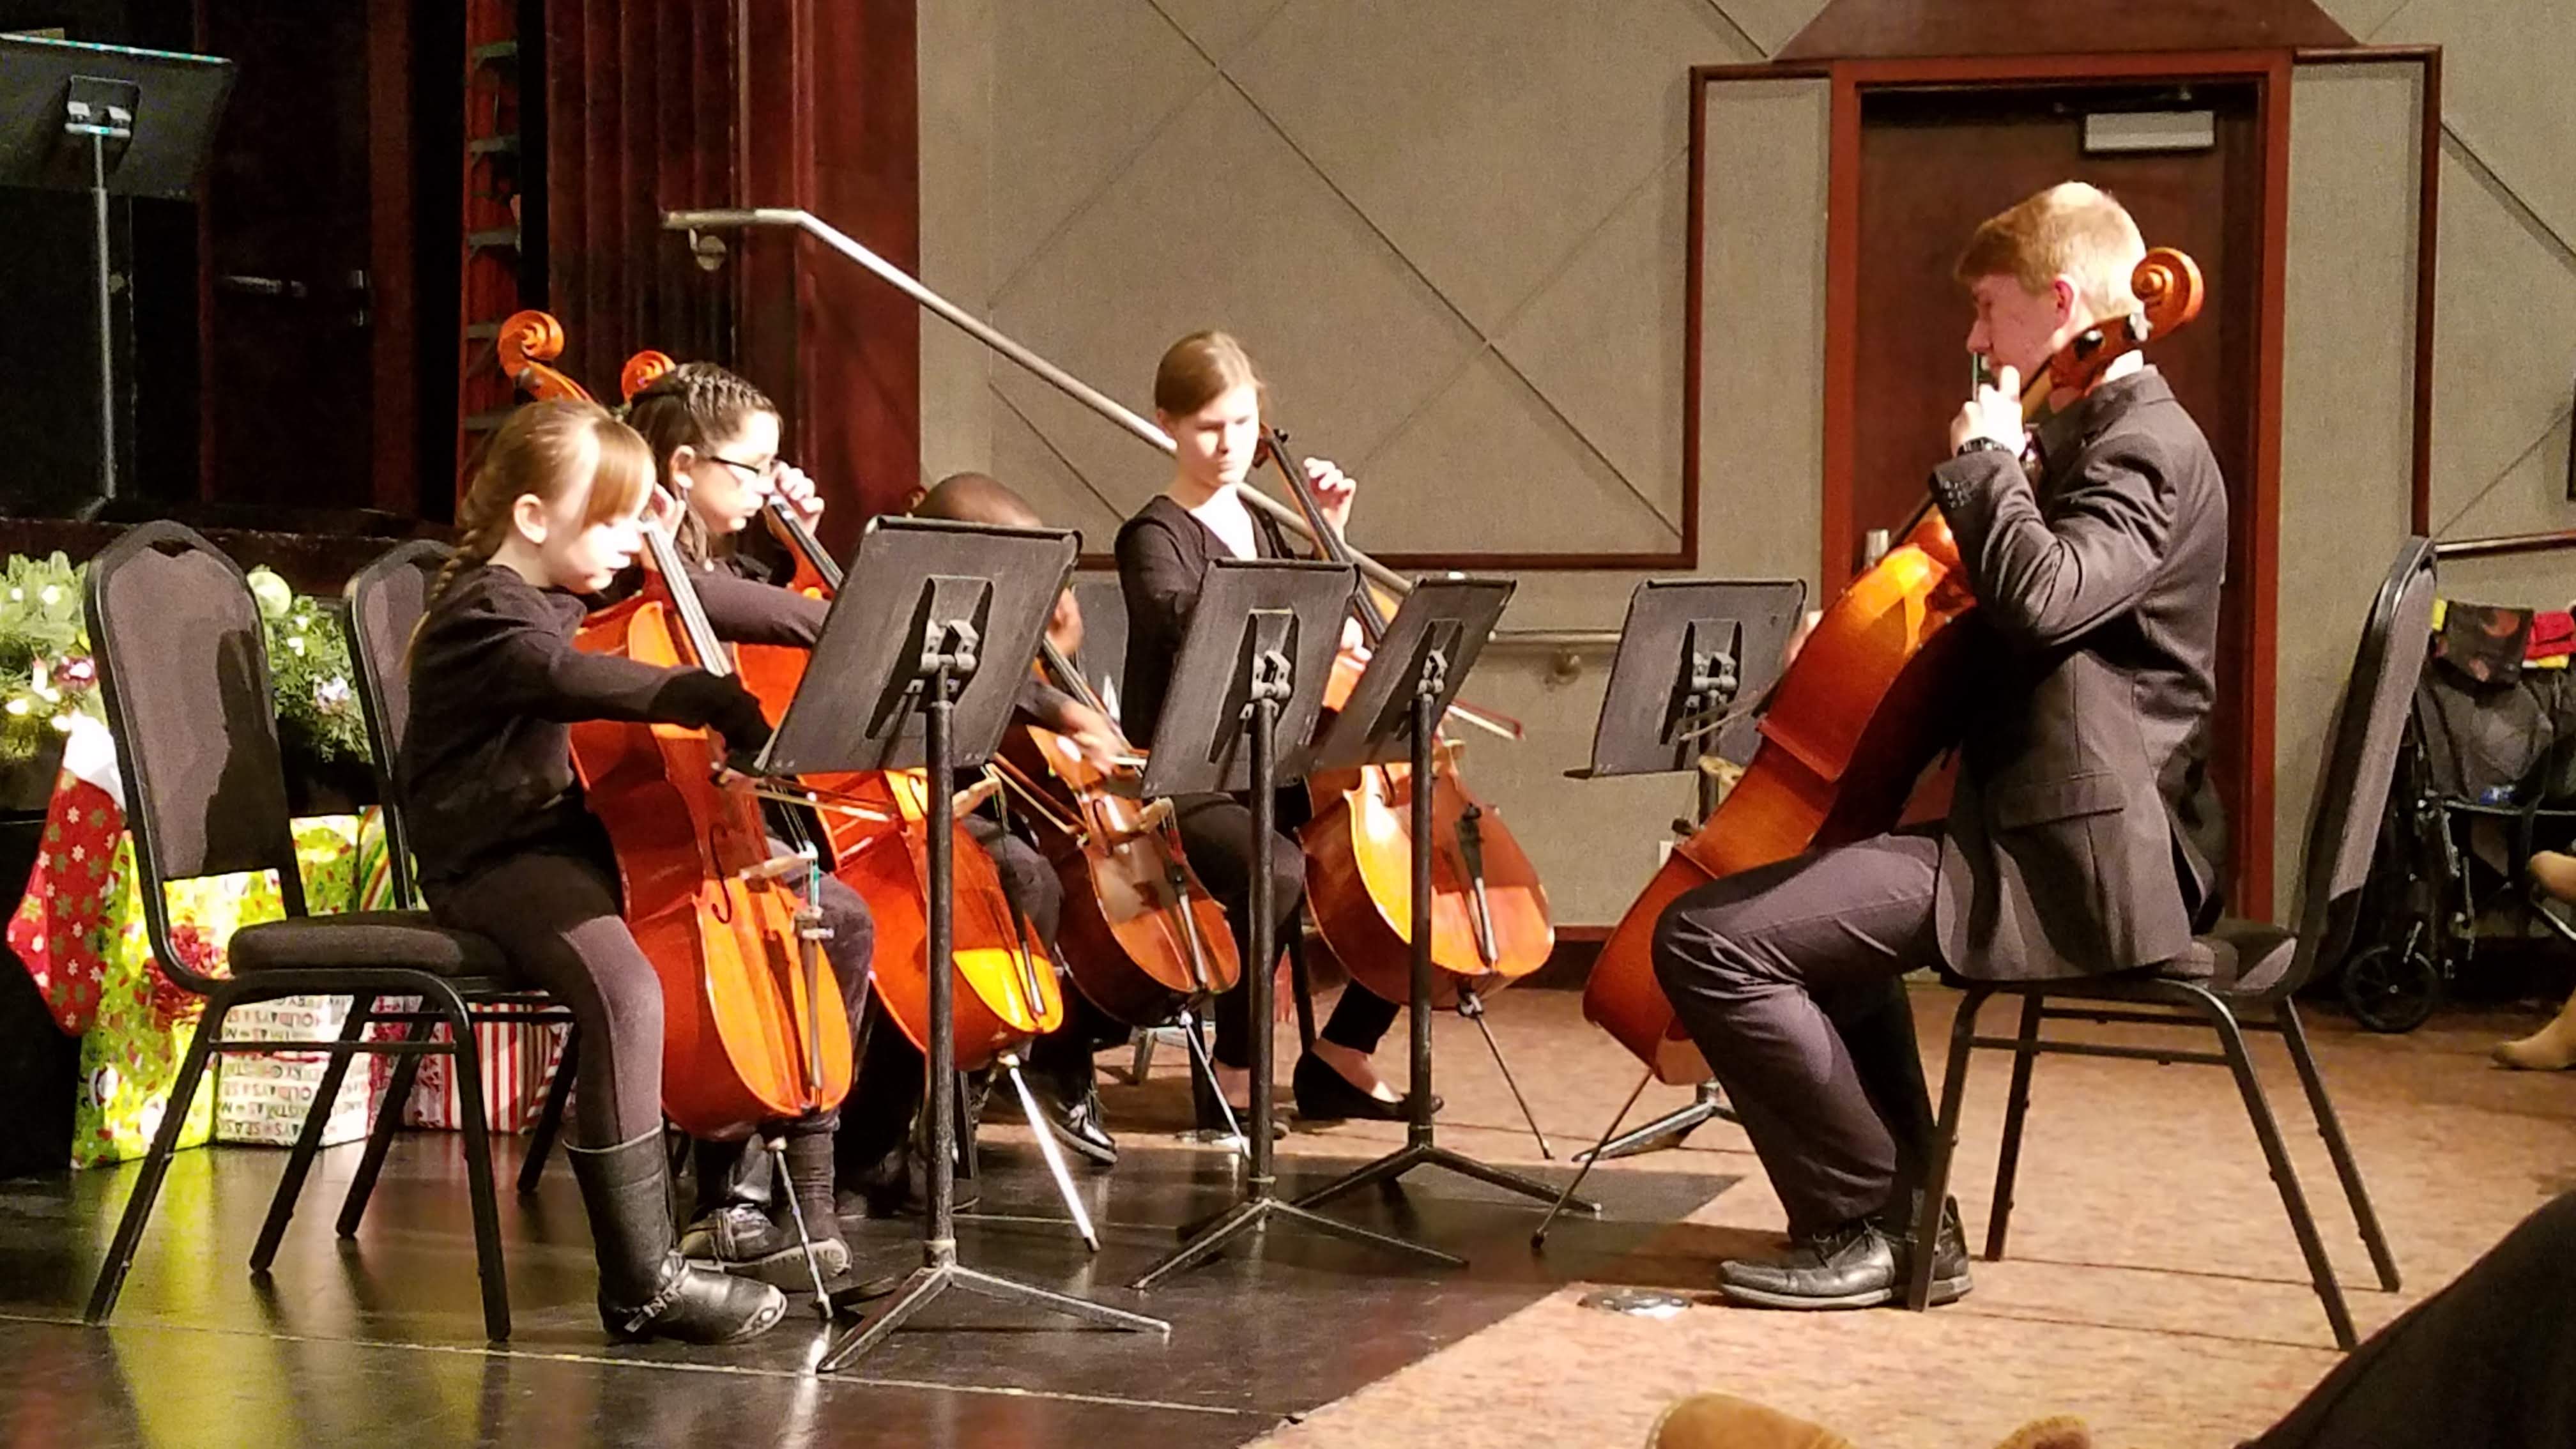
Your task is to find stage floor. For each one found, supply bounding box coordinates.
[0,991,1732,1447]
[4,983,2572,1448]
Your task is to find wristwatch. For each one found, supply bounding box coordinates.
[1954,436,2014,459]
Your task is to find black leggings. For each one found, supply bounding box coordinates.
[427,843,871,1149]
[1169,792,1398,1070]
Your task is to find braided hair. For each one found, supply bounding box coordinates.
[624,362,780,566]
[409,399,654,659]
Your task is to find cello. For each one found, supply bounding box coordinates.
[489,311,854,1139]
[1257,428,1556,1006]
[989,636,1242,1029]
[1583,248,2207,1082]
[615,351,1064,1071]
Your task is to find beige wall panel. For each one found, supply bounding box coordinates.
[1712,0,1830,55]
[1152,0,1292,59]
[2437,542,2576,610]
[2425,150,2576,537]
[2442,413,2576,544]
[989,0,1215,289]
[919,0,995,486]
[2379,0,2576,248]
[988,398,1129,551]
[1696,78,1830,597]
[990,81,1485,531]
[1358,351,1681,553]
[1229,0,1753,334]
[1496,151,1694,528]
[2276,63,2421,921]
[2317,0,2412,36]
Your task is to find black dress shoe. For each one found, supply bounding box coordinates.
[1716,1219,1900,1310]
[834,1142,979,1220]
[1291,1052,1436,1123]
[1036,1079,1120,1169]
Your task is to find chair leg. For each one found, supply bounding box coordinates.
[2275,1000,2402,1292]
[441,995,511,1343]
[2198,991,2359,1351]
[516,1023,578,1195]
[338,1015,434,1237]
[86,991,231,1325]
[1985,993,2044,1261]
[252,993,378,1270]
[1905,986,1989,1312]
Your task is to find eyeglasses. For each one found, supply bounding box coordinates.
[704,454,776,481]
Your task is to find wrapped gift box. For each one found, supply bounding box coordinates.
[215,997,379,1147]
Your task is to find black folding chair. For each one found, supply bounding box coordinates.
[1905,538,2434,1351]
[339,539,578,1212]
[81,523,520,1342]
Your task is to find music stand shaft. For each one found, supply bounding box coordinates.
[1291,664,1591,1225]
[1131,653,1460,1290]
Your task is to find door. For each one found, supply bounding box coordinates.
[1847,79,2269,911]
[197,4,385,511]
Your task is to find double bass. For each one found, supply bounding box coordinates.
[491,311,854,1138]
[1259,428,1556,1005]
[615,350,1064,1071]
[1583,249,2207,1082]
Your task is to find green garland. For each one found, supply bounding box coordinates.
[0,554,372,769]
[245,567,372,764]
[0,553,103,764]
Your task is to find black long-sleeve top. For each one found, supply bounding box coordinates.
[1112,494,1290,747]
[399,563,817,888]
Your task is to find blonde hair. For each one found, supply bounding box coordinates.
[1954,182,2147,319]
[623,362,779,564]
[1153,330,1265,419]
[431,399,653,607]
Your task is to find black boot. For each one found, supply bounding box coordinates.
[568,1130,787,1344]
[777,1124,852,1281]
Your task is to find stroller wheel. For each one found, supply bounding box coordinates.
[2342,942,2442,1032]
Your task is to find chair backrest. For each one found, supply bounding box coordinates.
[84,521,308,992]
[343,539,451,908]
[1070,574,1130,720]
[2283,537,2439,990]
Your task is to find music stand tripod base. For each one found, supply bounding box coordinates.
[1289,578,1596,1236]
[1124,560,1462,1289]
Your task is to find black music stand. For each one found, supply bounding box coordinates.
[1,35,231,511]
[1281,577,1580,1244]
[1128,560,1464,1289]
[772,518,1168,1370]
[1531,578,1805,1246]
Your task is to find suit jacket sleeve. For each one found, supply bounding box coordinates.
[1930,436,2175,652]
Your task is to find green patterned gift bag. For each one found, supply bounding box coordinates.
[73,816,369,1168]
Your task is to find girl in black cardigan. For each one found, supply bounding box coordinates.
[1114,331,1418,1125]
[402,399,788,1344]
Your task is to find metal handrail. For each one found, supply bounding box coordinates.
[663,207,1412,597]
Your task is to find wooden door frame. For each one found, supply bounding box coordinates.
[1688,45,2438,917]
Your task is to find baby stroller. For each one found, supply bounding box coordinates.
[2342,599,2576,1031]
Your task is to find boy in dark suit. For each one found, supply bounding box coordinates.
[1651,181,2230,1310]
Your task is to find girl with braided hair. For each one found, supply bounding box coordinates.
[399,398,790,1344]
